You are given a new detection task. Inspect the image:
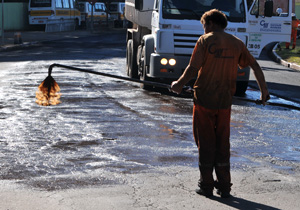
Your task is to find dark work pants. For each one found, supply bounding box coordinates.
[193,104,232,192]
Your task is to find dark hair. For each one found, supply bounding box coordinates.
[200,9,228,29]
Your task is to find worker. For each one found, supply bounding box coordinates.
[171,9,269,198]
[276,6,282,16]
[286,14,300,49]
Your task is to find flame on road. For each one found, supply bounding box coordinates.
[36,76,61,106]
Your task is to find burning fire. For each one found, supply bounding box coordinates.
[36,75,61,106]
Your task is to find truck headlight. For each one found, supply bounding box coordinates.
[161,58,168,65]
[169,58,176,66]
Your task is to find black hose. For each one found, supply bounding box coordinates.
[48,63,171,89]
[48,64,300,111]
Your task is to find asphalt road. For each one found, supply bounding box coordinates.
[0,31,299,192]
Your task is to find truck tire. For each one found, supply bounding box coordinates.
[140,46,153,90]
[140,68,153,90]
[126,40,138,78]
[235,81,248,96]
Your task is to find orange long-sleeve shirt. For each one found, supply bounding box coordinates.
[190,31,255,109]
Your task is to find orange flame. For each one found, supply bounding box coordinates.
[36,76,61,106]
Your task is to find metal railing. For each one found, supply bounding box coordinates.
[45,19,75,33]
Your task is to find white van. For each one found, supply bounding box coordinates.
[28,0,81,27]
[77,2,109,27]
[108,2,125,27]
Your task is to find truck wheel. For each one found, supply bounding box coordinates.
[235,81,248,96]
[140,46,153,90]
[140,68,152,90]
[126,40,138,78]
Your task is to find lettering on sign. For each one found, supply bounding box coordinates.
[260,20,282,32]
[249,33,262,42]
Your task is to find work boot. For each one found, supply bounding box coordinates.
[195,188,213,197]
[197,177,214,198]
[216,189,231,198]
[214,181,232,198]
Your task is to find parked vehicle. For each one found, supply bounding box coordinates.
[28,0,81,27]
[108,2,126,27]
[77,1,109,27]
[125,0,292,95]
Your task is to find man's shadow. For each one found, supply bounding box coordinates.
[209,195,280,210]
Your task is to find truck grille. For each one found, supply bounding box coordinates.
[174,33,201,56]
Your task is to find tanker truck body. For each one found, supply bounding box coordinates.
[125,0,292,95]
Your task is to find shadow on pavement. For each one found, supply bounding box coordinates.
[210,195,281,210]
[0,32,126,62]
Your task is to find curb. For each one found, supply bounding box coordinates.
[272,43,300,71]
[0,41,40,52]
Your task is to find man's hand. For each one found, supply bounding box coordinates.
[170,81,183,94]
[260,89,270,106]
[250,61,270,106]
[170,65,198,94]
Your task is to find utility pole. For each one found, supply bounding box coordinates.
[91,3,94,33]
[89,0,97,33]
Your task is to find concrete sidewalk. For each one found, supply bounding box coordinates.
[1,166,300,210]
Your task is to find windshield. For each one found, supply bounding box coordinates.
[162,0,246,22]
[109,4,118,12]
[77,3,85,12]
[30,0,51,7]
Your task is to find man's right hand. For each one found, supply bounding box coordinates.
[170,81,183,94]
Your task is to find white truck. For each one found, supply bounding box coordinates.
[125,0,292,95]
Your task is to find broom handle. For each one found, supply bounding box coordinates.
[49,63,171,89]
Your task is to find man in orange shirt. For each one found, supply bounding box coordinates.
[171,9,269,198]
[286,14,300,49]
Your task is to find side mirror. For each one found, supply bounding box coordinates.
[264,0,273,17]
[135,0,143,11]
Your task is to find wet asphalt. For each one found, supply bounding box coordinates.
[0,30,299,191]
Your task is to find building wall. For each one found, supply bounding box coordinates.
[269,0,295,14]
[0,3,29,31]
[296,0,300,18]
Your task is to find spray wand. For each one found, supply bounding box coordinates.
[36,63,300,111]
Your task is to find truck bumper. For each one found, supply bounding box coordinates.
[29,17,48,25]
[149,53,250,81]
[149,53,189,79]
